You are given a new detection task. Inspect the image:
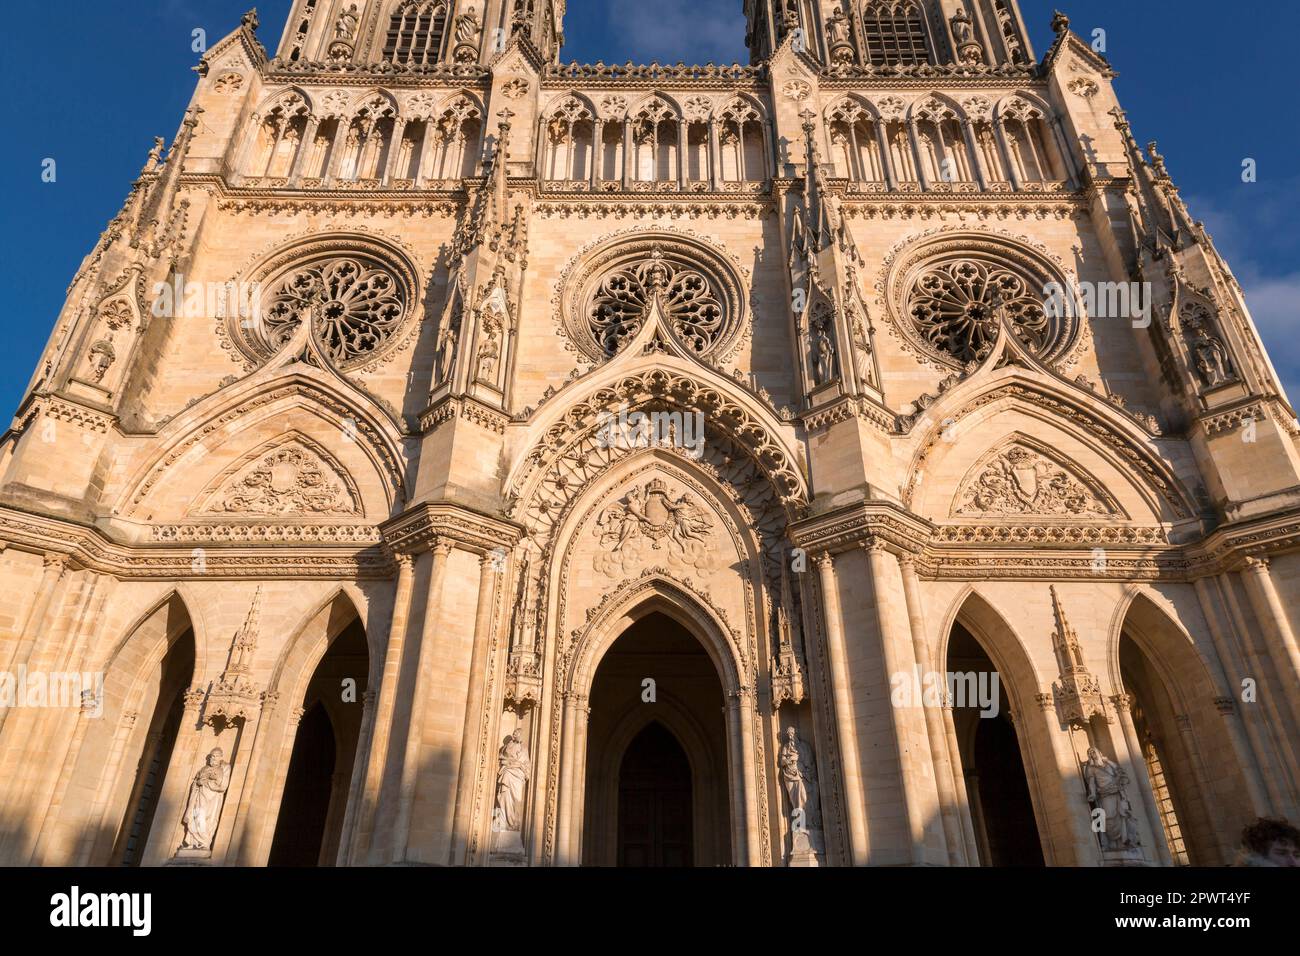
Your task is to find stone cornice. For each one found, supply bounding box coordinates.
[787,498,1300,581]
[0,506,389,579]
[380,501,523,556]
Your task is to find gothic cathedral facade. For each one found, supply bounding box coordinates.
[1,0,1298,868]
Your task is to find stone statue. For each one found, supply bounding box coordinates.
[476,316,501,381]
[851,316,873,385]
[436,317,459,383]
[810,310,836,386]
[952,8,974,44]
[779,727,820,836]
[180,748,232,851]
[1192,327,1231,387]
[86,340,116,383]
[494,728,530,832]
[825,7,849,45]
[335,3,359,41]
[1083,747,1140,850]
[456,5,482,42]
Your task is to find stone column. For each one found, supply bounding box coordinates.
[960,118,988,191]
[568,695,592,864]
[736,686,763,866]
[1191,577,1277,815]
[556,692,581,865]
[448,553,502,865]
[873,120,897,190]
[353,553,416,864]
[708,118,721,190]
[941,702,982,864]
[862,539,944,865]
[141,687,207,866]
[417,122,441,185]
[1241,557,1300,735]
[288,115,320,184]
[591,118,604,188]
[995,119,1022,191]
[335,689,375,864]
[907,118,930,191]
[724,689,751,865]
[391,538,453,862]
[381,118,408,185]
[813,552,869,864]
[899,555,966,865]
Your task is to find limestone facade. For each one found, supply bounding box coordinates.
[1,0,1298,867]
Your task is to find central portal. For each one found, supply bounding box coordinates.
[582,611,732,866]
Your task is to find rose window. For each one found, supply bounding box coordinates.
[257,256,407,368]
[588,253,724,356]
[908,258,1050,364]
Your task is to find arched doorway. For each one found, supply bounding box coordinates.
[1115,594,1256,867]
[112,616,195,866]
[581,612,731,866]
[267,616,368,866]
[617,722,693,866]
[948,622,1045,866]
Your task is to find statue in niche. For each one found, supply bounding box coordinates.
[850,315,874,386]
[456,5,482,42]
[809,308,837,386]
[778,728,820,830]
[494,728,531,833]
[1083,747,1140,850]
[1191,326,1232,387]
[951,8,975,44]
[476,314,501,382]
[436,310,460,383]
[179,748,232,851]
[86,340,116,383]
[335,3,359,41]
[825,7,849,45]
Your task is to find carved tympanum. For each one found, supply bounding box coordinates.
[594,478,715,574]
[955,445,1112,518]
[203,446,358,516]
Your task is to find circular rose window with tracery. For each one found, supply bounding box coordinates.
[229,238,418,372]
[909,259,1048,363]
[884,234,1082,369]
[558,232,748,363]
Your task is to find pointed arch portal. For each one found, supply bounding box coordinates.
[579,611,733,866]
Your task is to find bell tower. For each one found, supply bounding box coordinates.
[273,0,565,67]
[743,0,1033,69]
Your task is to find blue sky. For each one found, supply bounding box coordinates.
[1,0,1297,415]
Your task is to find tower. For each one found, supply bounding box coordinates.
[744,0,1033,68]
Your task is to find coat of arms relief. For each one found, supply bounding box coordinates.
[953,444,1116,518]
[593,478,717,576]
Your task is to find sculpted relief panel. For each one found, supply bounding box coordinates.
[594,477,718,576]
[952,443,1119,519]
[195,439,361,517]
